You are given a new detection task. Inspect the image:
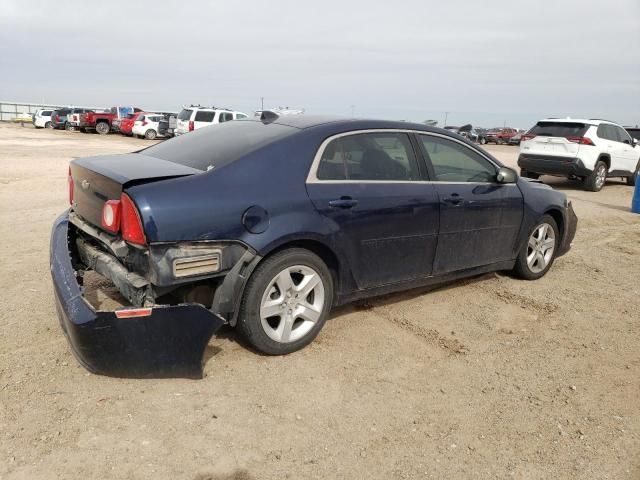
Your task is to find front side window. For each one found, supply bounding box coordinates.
[614,126,632,144]
[316,132,420,181]
[236,113,248,119]
[420,135,496,182]
[194,110,215,122]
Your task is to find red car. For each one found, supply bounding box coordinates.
[119,111,146,136]
[485,127,518,144]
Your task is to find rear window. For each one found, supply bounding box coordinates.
[529,121,588,137]
[178,109,193,121]
[141,120,296,171]
[194,110,216,122]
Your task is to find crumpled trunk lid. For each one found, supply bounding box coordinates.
[70,153,200,231]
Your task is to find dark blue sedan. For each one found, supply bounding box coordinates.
[50,114,577,377]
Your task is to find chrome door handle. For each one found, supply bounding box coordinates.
[328,197,358,209]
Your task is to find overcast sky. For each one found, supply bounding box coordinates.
[1,0,639,128]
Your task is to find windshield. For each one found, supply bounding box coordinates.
[141,120,297,171]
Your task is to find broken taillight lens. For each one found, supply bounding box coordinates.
[121,194,146,245]
[101,199,121,233]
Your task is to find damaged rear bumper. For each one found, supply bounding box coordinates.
[50,212,225,378]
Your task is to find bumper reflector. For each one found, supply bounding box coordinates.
[115,307,153,319]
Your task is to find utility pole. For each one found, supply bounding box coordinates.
[443,112,449,127]
[261,97,264,111]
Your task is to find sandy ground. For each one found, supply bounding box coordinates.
[0,122,639,480]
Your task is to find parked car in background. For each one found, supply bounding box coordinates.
[49,108,71,129]
[52,115,576,377]
[66,108,95,131]
[625,126,640,142]
[508,131,525,146]
[175,106,249,136]
[132,113,171,140]
[32,109,55,129]
[78,106,142,134]
[119,111,146,136]
[518,118,640,191]
[486,128,518,144]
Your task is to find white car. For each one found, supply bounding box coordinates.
[518,118,640,191]
[174,106,248,136]
[32,109,55,129]
[132,113,169,140]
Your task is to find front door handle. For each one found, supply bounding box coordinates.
[328,197,358,209]
[443,194,464,206]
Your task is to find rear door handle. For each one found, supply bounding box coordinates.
[443,194,464,206]
[328,197,358,209]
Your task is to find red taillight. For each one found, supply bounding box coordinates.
[101,199,121,233]
[521,133,536,141]
[188,120,194,132]
[120,194,146,245]
[68,166,74,205]
[566,136,594,146]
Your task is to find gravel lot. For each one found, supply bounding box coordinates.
[1,122,639,479]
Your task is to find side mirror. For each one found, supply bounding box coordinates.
[496,166,517,184]
[633,138,639,147]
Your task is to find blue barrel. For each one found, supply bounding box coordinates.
[633,173,640,214]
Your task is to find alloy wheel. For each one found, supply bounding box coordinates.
[526,223,556,273]
[595,164,607,189]
[259,265,325,343]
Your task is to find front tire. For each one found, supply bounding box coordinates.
[237,248,334,355]
[95,122,110,135]
[583,160,607,192]
[513,215,559,280]
[626,162,639,186]
[65,122,75,132]
[45,121,53,129]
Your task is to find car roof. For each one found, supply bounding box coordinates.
[537,118,619,126]
[246,114,438,132]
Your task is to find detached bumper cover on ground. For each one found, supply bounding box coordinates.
[50,213,225,378]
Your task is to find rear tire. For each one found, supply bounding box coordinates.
[520,169,540,179]
[513,215,559,280]
[479,137,487,145]
[45,121,53,129]
[95,122,110,135]
[64,122,75,132]
[236,248,334,355]
[144,129,157,140]
[583,160,607,192]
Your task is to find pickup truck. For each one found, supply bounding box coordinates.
[78,106,142,134]
[485,127,518,144]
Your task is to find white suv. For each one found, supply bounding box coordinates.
[32,109,55,129]
[175,106,248,136]
[518,118,640,191]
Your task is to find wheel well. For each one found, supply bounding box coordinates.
[545,209,564,238]
[597,154,611,169]
[267,240,341,287]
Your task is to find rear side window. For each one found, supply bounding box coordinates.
[530,122,588,137]
[195,110,215,122]
[317,133,420,181]
[142,120,296,171]
[597,124,616,141]
[219,112,234,123]
[178,109,193,121]
[420,135,496,183]
[42,110,52,116]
